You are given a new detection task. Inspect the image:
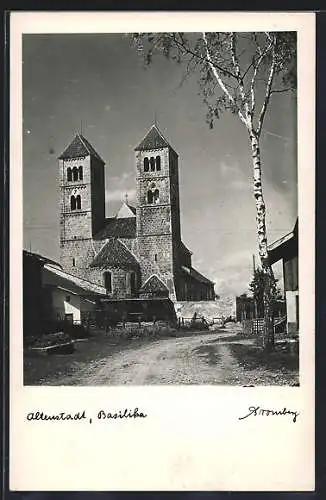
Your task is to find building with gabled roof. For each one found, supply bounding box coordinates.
[268,218,298,334]
[23,250,106,337]
[58,124,215,301]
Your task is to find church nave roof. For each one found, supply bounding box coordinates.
[181,265,215,285]
[94,217,136,240]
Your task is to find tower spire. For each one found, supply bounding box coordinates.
[124,191,128,204]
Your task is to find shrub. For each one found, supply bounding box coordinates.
[42,319,91,339]
[31,331,72,348]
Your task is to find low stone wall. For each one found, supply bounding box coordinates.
[101,322,177,339]
[174,298,236,323]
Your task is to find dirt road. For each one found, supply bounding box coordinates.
[41,331,298,386]
[75,333,237,385]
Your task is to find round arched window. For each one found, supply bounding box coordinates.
[72,167,79,181]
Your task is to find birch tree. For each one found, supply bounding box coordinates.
[132,32,296,350]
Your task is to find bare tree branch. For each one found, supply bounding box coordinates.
[250,36,274,119]
[271,87,294,94]
[202,31,249,127]
[176,53,197,88]
[230,32,250,122]
[257,36,277,137]
[171,32,239,82]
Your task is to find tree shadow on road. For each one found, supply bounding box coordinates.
[228,343,299,372]
[193,344,223,365]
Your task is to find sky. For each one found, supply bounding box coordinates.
[23,33,297,297]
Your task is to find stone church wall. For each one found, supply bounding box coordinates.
[135,148,170,179]
[58,130,213,303]
[60,238,102,282]
[137,205,171,235]
[90,157,105,236]
[137,234,175,299]
[60,211,93,242]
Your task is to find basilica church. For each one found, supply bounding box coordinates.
[58,125,215,302]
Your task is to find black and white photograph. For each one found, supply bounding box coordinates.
[22,29,300,386]
[9,12,315,492]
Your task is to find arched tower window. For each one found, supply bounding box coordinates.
[144,157,149,172]
[103,271,112,293]
[130,272,136,295]
[150,157,155,171]
[147,183,159,205]
[156,156,161,171]
[76,195,81,210]
[72,167,79,181]
[79,166,83,181]
[154,189,160,204]
[70,195,76,210]
[147,190,153,204]
[67,167,72,181]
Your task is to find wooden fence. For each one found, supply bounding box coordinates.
[241,318,265,336]
[242,316,287,337]
[178,316,224,326]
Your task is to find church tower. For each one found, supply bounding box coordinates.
[58,134,105,276]
[135,125,181,300]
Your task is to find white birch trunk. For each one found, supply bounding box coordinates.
[202,31,277,349]
[249,131,268,262]
[249,130,275,349]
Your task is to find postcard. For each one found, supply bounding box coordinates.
[10,11,315,491]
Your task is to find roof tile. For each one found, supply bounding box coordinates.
[181,265,214,285]
[135,125,172,151]
[58,134,104,163]
[94,217,136,240]
[90,238,139,269]
[44,264,106,295]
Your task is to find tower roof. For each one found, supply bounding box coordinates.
[58,134,104,163]
[134,125,173,152]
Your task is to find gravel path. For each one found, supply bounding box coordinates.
[26,324,298,386]
[46,332,259,386]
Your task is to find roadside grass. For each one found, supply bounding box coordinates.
[192,337,299,386]
[228,342,299,372]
